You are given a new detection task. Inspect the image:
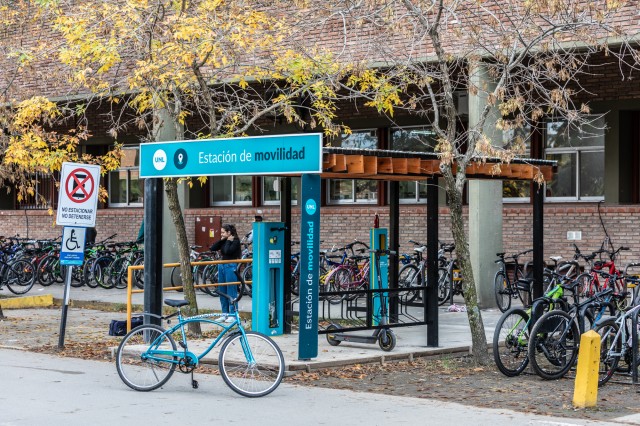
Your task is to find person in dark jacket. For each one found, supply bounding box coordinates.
[85,227,97,246]
[210,224,241,322]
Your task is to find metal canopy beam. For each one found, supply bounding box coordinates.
[426,176,439,347]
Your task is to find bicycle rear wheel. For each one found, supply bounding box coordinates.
[493,308,529,377]
[494,271,510,312]
[115,324,177,392]
[218,331,285,397]
[4,259,36,295]
[200,264,220,296]
[241,264,252,297]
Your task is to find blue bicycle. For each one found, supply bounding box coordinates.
[115,268,285,397]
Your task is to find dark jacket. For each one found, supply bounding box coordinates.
[210,238,241,260]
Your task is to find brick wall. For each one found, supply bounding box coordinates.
[5,203,638,269]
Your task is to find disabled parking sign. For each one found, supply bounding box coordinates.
[60,227,86,266]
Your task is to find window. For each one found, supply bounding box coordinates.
[211,176,252,205]
[262,177,300,205]
[327,130,379,204]
[502,126,532,202]
[544,118,605,201]
[390,126,436,203]
[108,146,143,207]
[16,172,56,209]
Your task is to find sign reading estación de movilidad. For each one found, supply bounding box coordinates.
[139,134,322,178]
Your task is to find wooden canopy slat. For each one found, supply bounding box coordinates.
[392,158,408,174]
[378,157,393,173]
[407,158,421,174]
[330,154,347,172]
[346,155,364,174]
[363,156,377,174]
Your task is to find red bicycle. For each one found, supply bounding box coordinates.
[577,243,629,306]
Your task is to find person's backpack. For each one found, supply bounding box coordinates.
[108,316,143,336]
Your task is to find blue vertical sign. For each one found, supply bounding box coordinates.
[298,174,321,360]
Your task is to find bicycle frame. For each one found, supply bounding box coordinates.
[142,311,253,367]
[600,303,640,364]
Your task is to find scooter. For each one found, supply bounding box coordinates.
[325,248,397,352]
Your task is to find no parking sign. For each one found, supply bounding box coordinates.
[56,163,101,227]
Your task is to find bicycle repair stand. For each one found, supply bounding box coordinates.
[251,221,284,336]
[326,228,397,352]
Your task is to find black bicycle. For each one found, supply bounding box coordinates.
[494,249,533,312]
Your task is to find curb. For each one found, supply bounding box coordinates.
[0,294,54,309]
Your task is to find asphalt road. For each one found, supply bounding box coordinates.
[0,348,623,426]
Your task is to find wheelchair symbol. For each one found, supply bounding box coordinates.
[65,229,81,251]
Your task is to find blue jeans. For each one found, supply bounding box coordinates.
[218,263,238,314]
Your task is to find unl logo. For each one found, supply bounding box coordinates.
[65,169,95,203]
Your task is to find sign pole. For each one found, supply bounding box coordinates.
[56,162,100,350]
[58,265,73,350]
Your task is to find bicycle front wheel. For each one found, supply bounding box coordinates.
[593,318,621,386]
[116,324,177,392]
[437,267,450,305]
[218,331,285,397]
[398,264,421,305]
[528,310,579,380]
[493,308,529,377]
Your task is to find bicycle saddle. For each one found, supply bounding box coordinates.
[165,299,190,307]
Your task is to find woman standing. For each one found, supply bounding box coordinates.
[210,224,242,322]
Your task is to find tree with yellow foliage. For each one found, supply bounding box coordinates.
[0,1,121,210]
[53,0,349,334]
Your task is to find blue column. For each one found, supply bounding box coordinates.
[298,174,321,360]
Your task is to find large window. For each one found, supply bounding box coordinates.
[327,130,378,204]
[390,126,436,203]
[502,126,532,202]
[545,118,605,201]
[263,177,300,205]
[109,146,143,207]
[211,176,252,205]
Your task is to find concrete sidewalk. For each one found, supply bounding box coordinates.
[1,283,506,371]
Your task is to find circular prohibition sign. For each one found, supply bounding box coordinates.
[65,168,95,204]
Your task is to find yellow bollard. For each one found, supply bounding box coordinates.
[573,329,601,408]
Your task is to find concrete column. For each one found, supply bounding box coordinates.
[468,64,503,308]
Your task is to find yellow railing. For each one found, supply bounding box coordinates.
[126,258,252,332]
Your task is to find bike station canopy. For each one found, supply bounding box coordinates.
[140,135,556,357]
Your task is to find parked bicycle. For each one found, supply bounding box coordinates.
[593,276,640,386]
[115,268,285,397]
[494,249,533,312]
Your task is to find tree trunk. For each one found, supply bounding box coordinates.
[165,178,201,336]
[0,304,4,319]
[443,169,491,365]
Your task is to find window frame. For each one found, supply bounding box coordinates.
[108,146,143,208]
[262,176,300,206]
[210,175,253,206]
[544,117,605,202]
